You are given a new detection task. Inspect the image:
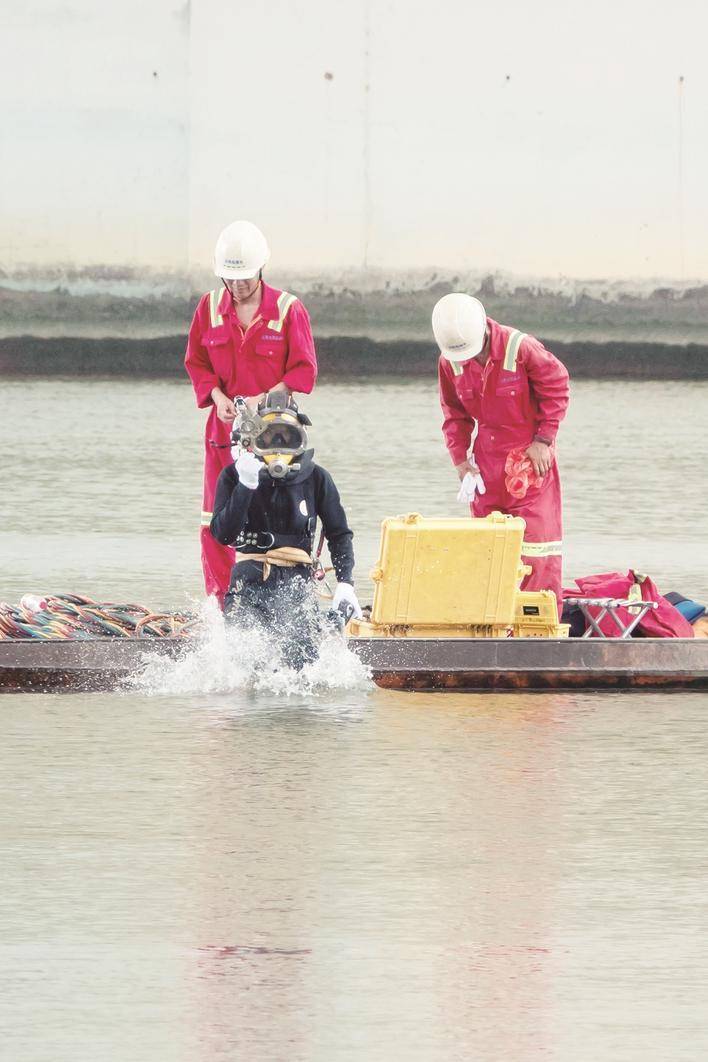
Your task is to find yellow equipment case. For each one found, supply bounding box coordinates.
[348,511,568,639]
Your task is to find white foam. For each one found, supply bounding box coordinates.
[131,596,372,697]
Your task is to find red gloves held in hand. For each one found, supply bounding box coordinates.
[504,447,542,500]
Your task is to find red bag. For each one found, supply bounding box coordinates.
[563,571,695,638]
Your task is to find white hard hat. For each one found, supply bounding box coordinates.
[214,220,270,280]
[432,293,487,362]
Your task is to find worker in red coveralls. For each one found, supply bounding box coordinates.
[185,221,317,602]
[433,293,570,609]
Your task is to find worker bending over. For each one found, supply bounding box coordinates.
[210,392,361,669]
[185,221,318,603]
[434,293,570,606]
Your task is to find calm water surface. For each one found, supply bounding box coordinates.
[1,377,708,1061]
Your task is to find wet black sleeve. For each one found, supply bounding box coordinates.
[210,464,255,545]
[314,465,354,584]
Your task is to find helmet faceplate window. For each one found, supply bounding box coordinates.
[255,423,304,452]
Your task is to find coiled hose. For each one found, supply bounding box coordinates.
[0,594,198,640]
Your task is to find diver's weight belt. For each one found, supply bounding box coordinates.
[234,530,313,553]
[234,547,313,581]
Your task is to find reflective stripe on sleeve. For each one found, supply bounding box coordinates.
[521,540,563,557]
[209,289,224,328]
[503,329,526,372]
[201,511,213,527]
[267,291,297,333]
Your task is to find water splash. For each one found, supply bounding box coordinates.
[131,596,372,697]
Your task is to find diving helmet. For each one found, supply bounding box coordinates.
[231,391,311,479]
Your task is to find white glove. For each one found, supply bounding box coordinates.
[234,449,261,490]
[332,582,363,619]
[457,471,486,503]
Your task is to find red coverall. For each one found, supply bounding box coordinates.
[185,282,317,600]
[438,319,570,606]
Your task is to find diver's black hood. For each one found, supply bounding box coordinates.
[265,448,316,485]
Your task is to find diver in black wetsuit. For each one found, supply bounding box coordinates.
[209,392,361,668]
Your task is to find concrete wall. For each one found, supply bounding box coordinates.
[1,1,189,269]
[2,0,708,280]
